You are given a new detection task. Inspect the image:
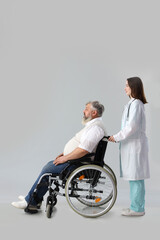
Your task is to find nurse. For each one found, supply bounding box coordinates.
[109,77,150,216]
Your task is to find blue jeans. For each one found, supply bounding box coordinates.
[25,160,73,205]
[129,180,145,212]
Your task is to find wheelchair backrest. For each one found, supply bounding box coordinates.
[93,136,108,165]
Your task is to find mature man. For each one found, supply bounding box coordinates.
[12,101,107,211]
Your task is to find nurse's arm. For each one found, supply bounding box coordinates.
[113,103,142,142]
[108,136,116,142]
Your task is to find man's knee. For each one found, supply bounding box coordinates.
[41,160,55,173]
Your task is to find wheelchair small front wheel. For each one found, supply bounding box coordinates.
[65,164,117,218]
[46,195,57,218]
[46,204,53,218]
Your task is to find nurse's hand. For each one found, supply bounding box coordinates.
[108,136,116,142]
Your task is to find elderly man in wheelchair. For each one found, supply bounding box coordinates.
[12,101,117,218]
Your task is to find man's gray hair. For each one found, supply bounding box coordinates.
[87,101,105,117]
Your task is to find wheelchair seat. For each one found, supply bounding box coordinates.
[59,136,108,180]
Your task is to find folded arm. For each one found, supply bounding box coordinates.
[54,147,89,166]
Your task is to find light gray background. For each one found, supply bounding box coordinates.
[1,1,160,239]
[0,0,160,208]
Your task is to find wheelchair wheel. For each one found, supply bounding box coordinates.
[46,204,53,218]
[77,164,117,207]
[46,195,57,218]
[104,163,117,186]
[65,165,117,218]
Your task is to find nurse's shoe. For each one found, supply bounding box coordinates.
[122,208,145,216]
[11,199,28,209]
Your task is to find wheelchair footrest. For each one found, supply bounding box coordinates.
[24,206,39,214]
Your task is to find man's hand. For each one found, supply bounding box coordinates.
[54,155,67,166]
[55,153,63,159]
[53,148,89,166]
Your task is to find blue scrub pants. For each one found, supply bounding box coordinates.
[129,180,145,212]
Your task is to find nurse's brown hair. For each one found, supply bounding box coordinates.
[127,77,148,104]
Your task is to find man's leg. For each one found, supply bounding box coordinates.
[12,160,71,209]
[25,160,70,205]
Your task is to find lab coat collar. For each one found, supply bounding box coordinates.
[128,97,135,104]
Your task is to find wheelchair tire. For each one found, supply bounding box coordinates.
[65,164,117,218]
[46,204,53,218]
[46,195,57,218]
[104,163,117,186]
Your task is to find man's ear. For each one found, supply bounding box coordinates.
[92,110,98,117]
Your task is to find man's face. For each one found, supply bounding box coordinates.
[83,103,92,119]
[82,103,94,125]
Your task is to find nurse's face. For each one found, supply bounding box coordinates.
[125,81,132,97]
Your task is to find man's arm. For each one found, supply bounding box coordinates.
[54,147,89,166]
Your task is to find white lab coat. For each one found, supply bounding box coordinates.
[113,98,150,180]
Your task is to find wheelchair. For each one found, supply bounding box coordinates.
[25,136,117,218]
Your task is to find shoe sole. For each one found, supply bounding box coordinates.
[122,213,145,216]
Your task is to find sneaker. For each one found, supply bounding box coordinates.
[121,208,145,216]
[18,195,25,201]
[18,195,42,209]
[24,203,39,214]
[37,201,42,209]
[11,199,28,209]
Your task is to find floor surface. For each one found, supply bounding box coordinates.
[0,198,159,240]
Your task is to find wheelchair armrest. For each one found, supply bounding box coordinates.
[59,153,95,180]
[67,153,95,164]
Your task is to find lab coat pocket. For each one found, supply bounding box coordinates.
[129,139,141,154]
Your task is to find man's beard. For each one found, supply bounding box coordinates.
[81,116,92,125]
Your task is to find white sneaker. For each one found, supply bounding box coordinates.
[11,199,27,209]
[121,208,145,216]
[18,195,25,201]
[17,195,42,209]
